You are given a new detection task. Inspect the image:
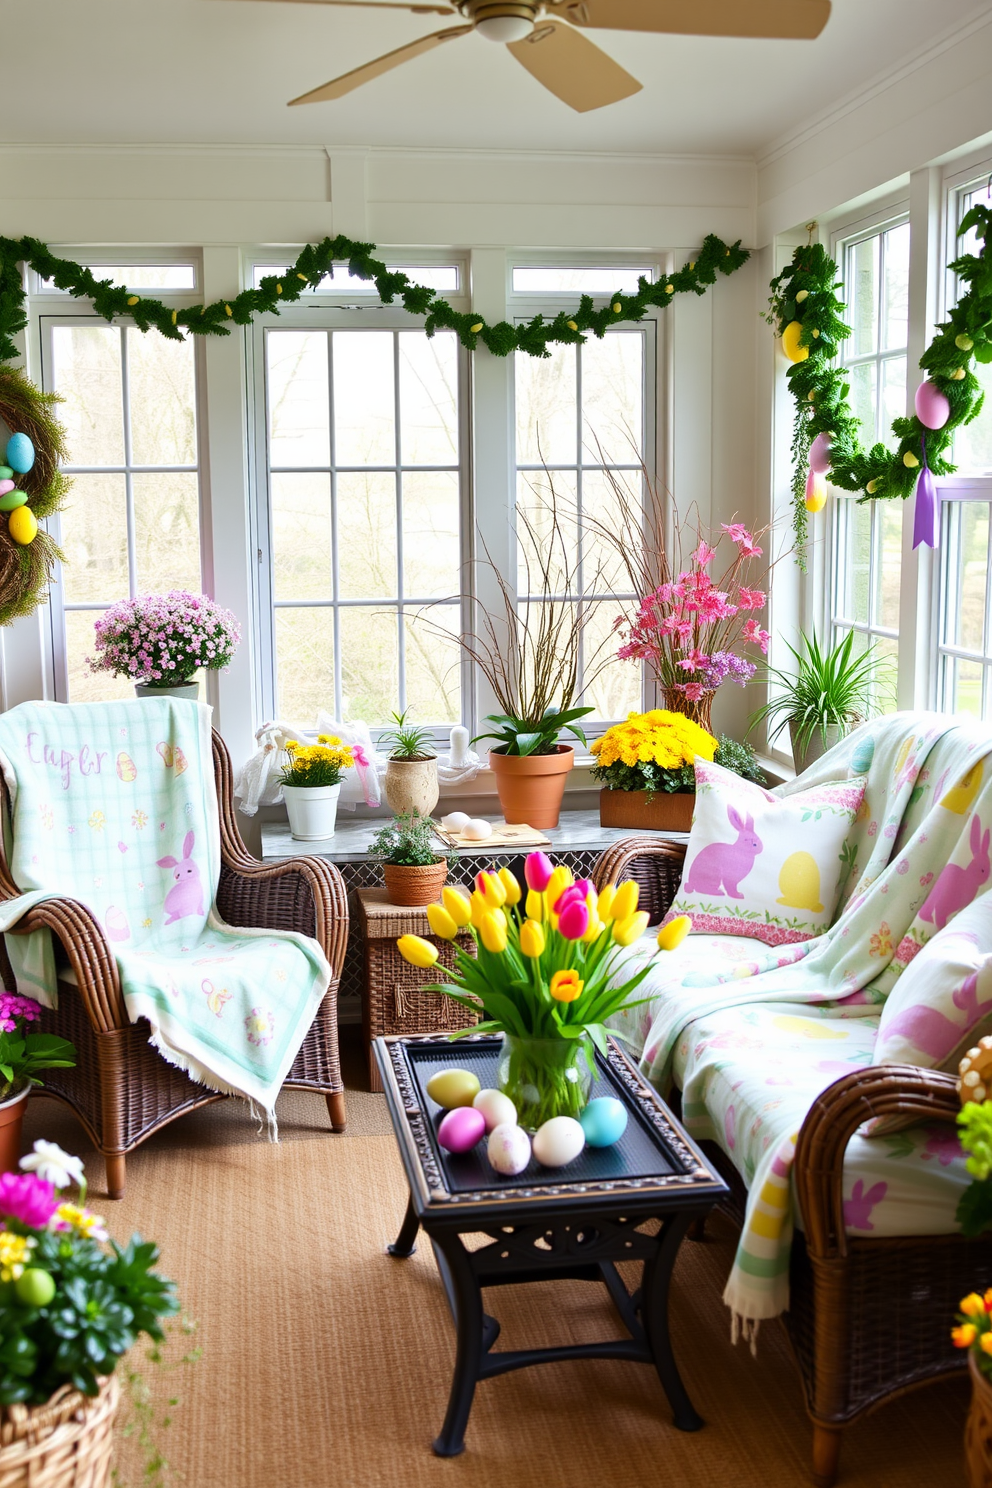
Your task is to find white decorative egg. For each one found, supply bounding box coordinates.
[532,1116,586,1168]
[461,818,492,841]
[487,1122,531,1176]
[473,1087,517,1132]
[441,811,470,832]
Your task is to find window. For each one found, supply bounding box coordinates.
[260,326,466,727]
[512,266,653,294]
[828,218,909,709]
[251,264,459,296]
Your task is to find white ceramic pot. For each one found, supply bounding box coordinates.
[789,719,843,776]
[135,682,200,701]
[383,756,439,818]
[283,783,341,840]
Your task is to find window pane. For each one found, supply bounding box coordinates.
[402,471,460,599]
[848,362,878,443]
[951,657,984,718]
[268,332,330,468]
[581,333,643,464]
[834,497,871,625]
[581,601,641,719]
[337,472,397,599]
[947,501,988,653]
[64,612,133,703]
[52,326,125,466]
[404,605,460,723]
[59,473,128,603]
[275,608,334,721]
[954,358,992,475]
[252,264,458,295]
[43,266,196,293]
[132,473,201,594]
[339,607,398,724]
[272,473,332,602]
[398,331,458,465]
[512,267,651,294]
[882,223,910,352]
[880,356,907,441]
[333,332,395,466]
[874,500,903,632]
[581,467,640,596]
[515,344,576,466]
[849,236,878,358]
[127,329,197,467]
[517,470,578,596]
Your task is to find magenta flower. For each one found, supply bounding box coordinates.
[553,884,585,914]
[524,851,554,893]
[0,1171,58,1229]
[680,682,707,701]
[741,619,771,653]
[737,587,766,610]
[691,540,716,567]
[721,523,763,557]
[0,992,40,1033]
[557,899,590,940]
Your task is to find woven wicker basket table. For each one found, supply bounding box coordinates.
[376,1031,728,1457]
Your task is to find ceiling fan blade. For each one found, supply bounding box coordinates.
[507,21,640,112]
[547,0,831,40]
[289,22,471,102]
[222,0,455,13]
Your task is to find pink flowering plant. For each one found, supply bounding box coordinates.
[87,590,242,688]
[0,992,75,1104]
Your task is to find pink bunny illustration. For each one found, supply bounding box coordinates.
[684,805,763,899]
[883,965,992,1062]
[919,814,991,930]
[843,1179,887,1231]
[156,829,204,923]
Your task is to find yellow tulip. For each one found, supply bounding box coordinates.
[597,883,617,921]
[612,910,650,947]
[583,916,605,944]
[442,886,471,928]
[953,1323,978,1348]
[396,934,440,969]
[982,1334,992,1357]
[426,903,459,940]
[476,870,507,909]
[498,866,522,906]
[545,865,574,908]
[658,915,691,951]
[611,880,639,923]
[961,1293,986,1317]
[519,919,545,958]
[470,890,490,928]
[479,910,508,954]
[550,968,583,1003]
[525,889,545,921]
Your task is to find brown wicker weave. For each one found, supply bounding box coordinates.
[591,835,991,1488]
[0,1376,118,1488]
[357,889,477,1091]
[967,1354,992,1488]
[0,730,349,1198]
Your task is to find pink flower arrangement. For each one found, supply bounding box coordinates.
[615,522,771,704]
[0,1170,58,1229]
[0,991,40,1034]
[87,591,242,688]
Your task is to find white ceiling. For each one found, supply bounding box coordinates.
[0,0,986,157]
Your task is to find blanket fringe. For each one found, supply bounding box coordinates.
[147,1029,279,1142]
[729,1311,761,1357]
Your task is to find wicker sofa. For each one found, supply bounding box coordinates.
[0,730,349,1199]
[593,834,991,1488]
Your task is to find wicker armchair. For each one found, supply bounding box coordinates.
[593,836,991,1487]
[0,730,349,1200]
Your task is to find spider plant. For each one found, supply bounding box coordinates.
[378,710,435,761]
[749,629,880,755]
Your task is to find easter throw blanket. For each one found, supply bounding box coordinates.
[610,710,992,1338]
[0,700,330,1134]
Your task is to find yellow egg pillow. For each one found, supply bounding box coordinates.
[661,758,867,947]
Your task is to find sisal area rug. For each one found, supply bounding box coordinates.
[22,1032,967,1488]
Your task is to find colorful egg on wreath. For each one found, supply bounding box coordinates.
[0,466,12,481]
[781,320,809,363]
[804,467,827,513]
[7,506,38,545]
[809,431,832,474]
[0,489,26,512]
[914,379,951,430]
[4,433,35,474]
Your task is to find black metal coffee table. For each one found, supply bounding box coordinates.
[375,1031,728,1456]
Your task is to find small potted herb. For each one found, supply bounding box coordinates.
[279,735,354,841]
[370,811,449,907]
[0,993,75,1174]
[749,630,880,774]
[380,711,439,820]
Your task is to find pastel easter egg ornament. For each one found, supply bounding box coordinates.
[578,1096,628,1149]
[0,489,27,512]
[804,467,827,514]
[437,1106,486,1154]
[776,851,824,913]
[426,1067,481,1110]
[487,1122,531,1176]
[4,432,35,475]
[781,320,809,363]
[7,506,38,546]
[473,1087,517,1133]
[914,379,951,431]
[808,430,832,474]
[0,466,12,481]
[532,1115,586,1168]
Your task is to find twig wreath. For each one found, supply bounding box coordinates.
[768,205,992,566]
[0,229,749,626]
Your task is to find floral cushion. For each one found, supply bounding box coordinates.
[663,758,867,946]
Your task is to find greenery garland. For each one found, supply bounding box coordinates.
[767,206,991,564]
[0,231,749,364]
[0,365,67,622]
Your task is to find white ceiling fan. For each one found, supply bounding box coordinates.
[227,0,832,113]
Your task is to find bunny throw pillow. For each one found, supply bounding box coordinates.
[663,758,867,946]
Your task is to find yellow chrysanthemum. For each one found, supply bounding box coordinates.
[0,1232,33,1282]
[590,710,717,772]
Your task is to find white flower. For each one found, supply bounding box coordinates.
[20,1139,86,1192]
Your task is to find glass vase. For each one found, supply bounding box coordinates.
[496,1032,595,1131]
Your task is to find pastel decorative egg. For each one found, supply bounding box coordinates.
[426,1067,481,1110]
[0,489,26,512]
[116,751,137,783]
[915,379,951,431]
[781,320,809,363]
[441,811,470,832]
[578,1096,628,1149]
[437,1106,486,1154]
[0,481,12,498]
[808,431,832,474]
[104,905,131,942]
[532,1115,586,1168]
[5,433,35,474]
[7,507,38,545]
[850,737,875,774]
[0,466,12,481]
[487,1122,531,1176]
[461,818,492,841]
[473,1087,517,1132]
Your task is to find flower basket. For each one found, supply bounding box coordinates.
[599,788,695,833]
[383,860,448,907]
[0,1375,119,1488]
[968,1354,992,1488]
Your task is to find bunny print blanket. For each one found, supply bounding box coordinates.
[0,700,330,1134]
[609,710,992,1336]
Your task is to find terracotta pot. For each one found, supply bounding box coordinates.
[966,1353,992,1488]
[384,757,439,818]
[383,859,448,907]
[0,1082,29,1174]
[489,746,574,829]
[662,688,716,733]
[599,788,695,832]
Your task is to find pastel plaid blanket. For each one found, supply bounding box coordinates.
[0,700,330,1134]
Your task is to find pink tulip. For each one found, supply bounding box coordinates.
[558,899,590,940]
[574,878,596,902]
[524,851,554,893]
[553,884,585,914]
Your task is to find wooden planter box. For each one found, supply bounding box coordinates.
[599,788,695,833]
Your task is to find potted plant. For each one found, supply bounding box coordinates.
[379,712,439,819]
[370,811,449,907]
[749,630,879,774]
[953,1099,992,1486]
[0,994,75,1174]
[87,590,242,700]
[0,1142,180,1487]
[279,734,354,841]
[591,714,766,831]
[395,852,689,1129]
